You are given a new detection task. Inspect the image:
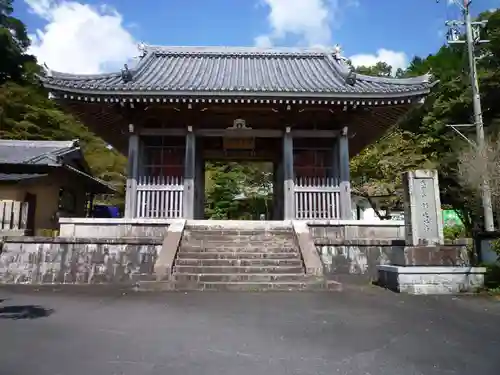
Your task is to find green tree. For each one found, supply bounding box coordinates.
[0,0,37,84]
[351,8,500,233]
[0,1,126,204]
[204,162,273,220]
[205,162,242,219]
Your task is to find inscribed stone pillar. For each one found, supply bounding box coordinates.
[183,127,196,219]
[402,170,444,246]
[124,124,139,218]
[283,128,295,220]
[338,127,352,219]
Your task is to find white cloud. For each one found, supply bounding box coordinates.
[254,0,407,73]
[255,0,358,48]
[25,0,137,74]
[349,49,409,74]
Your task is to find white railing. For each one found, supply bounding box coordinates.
[136,176,184,218]
[294,177,341,219]
[0,200,28,230]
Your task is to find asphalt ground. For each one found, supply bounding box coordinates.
[1,285,499,375]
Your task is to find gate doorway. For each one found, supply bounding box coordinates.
[204,161,276,220]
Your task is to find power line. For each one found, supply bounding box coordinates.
[437,0,494,231]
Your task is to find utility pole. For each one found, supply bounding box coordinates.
[440,0,495,231]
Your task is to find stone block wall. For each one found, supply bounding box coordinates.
[308,220,405,242]
[378,265,486,295]
[315,240,404,281]
[315,241,472,282]
[59,218,172,238]
[0,237,162,285]
[307,221,405,281]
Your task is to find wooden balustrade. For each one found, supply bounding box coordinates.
[136,176,184,218]
[294,177,341,220]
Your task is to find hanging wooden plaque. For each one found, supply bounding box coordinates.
[223,137,255,150]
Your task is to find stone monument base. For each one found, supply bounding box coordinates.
[392,244,470,266]
[377,265,486,295]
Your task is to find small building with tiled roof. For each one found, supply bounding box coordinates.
[41,45,435,221]
[0,139,113,234]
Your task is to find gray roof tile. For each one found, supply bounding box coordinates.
[42,46,433,98]
[0,140,78,165]
[0,173,47,182]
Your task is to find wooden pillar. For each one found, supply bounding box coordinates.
[194,138,205,219]
[124,124,139,218]
[339,126,352,219]
[272,161,283,220]
[183,126,196,219]
[330,139,340,181]
[283,127,295,220]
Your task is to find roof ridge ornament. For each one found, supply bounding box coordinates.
[425,69,434,83]
[138,42,149,58]
[333,44,343,59]
[43,63,53,78]
[332,44,357,86]
[121,64,133,83]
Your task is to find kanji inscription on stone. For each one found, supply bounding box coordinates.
[403,170,444,246]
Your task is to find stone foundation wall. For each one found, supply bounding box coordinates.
[314,239,471,282]
[59,218,173,238]
[0,237,162,285]
[308,220,405,242]
[378,265,486,295]
[60,218,405,240]
[307,221,405,281]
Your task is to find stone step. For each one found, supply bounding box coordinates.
[181,238,295,247]
[173,266,305,274]
[179,245,298,253]
[184,229,293,236]
[172,273,309,283]
[138,280,342,292]
[175,258,304,267]
[183,232,294,242]
[176,252,301,260]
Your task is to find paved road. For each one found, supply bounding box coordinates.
[1,285,499,375]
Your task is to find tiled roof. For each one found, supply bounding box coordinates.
[0,140,115,193]
[0,173,47,182]
[42,46,434,99]
[0,140,78,165]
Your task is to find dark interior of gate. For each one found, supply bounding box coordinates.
[136,131,341,220]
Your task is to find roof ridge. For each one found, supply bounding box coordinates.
[144,45,335,56]
[357,72,432,86]
[0,139,77,147]
[25,145,78,165]
[47,70,122,80]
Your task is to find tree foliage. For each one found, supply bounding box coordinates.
[458,135,500,224]
[0,0,38,84]
[0,1,126,202]
[205,162,272,219]
[355,61,405,78]
[351,8,500,233]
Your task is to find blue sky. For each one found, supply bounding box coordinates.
[15,0,499,74]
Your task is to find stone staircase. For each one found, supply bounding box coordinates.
[165,223,337,291]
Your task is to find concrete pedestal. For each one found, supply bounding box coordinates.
[377,265,486,295]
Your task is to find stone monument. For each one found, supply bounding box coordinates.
[402,170,444,246]
[376,169,486,295]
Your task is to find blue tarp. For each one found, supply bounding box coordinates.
[92,205,120,218]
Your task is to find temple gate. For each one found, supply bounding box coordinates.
[41,45,433,221]
[126,122,348,220]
